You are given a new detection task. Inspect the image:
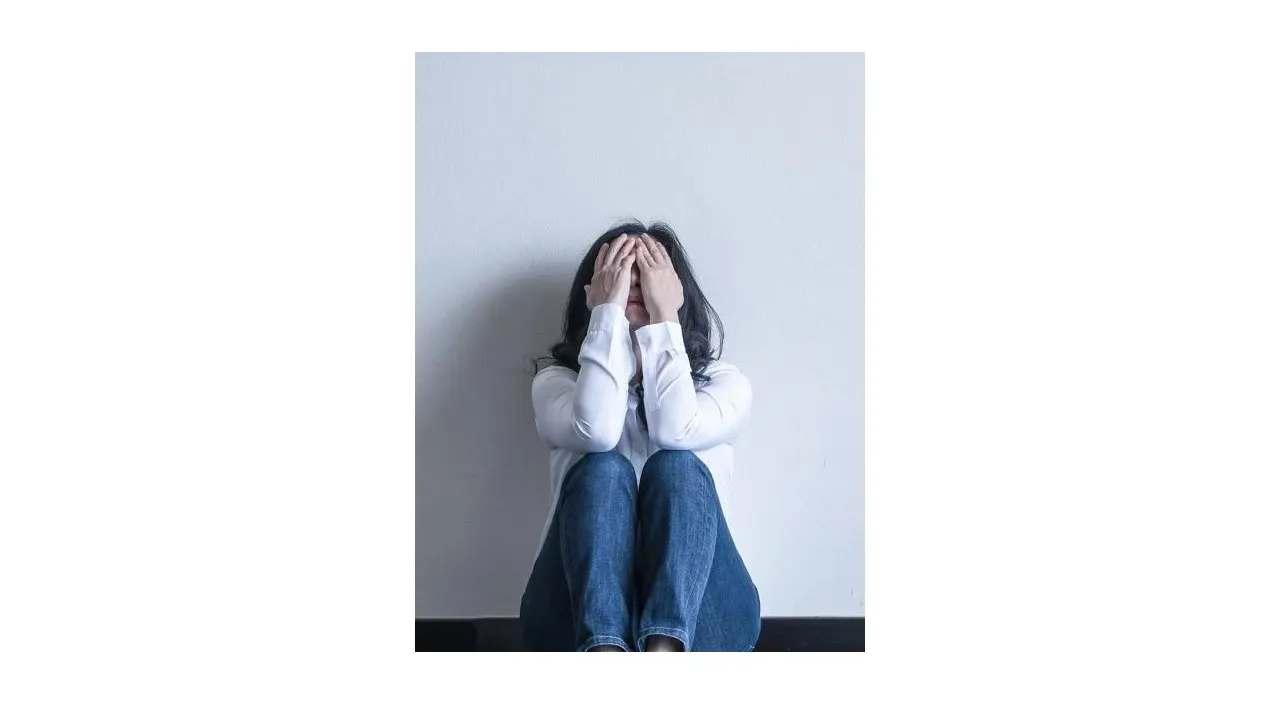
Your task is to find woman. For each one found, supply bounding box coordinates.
[520,220,760,652]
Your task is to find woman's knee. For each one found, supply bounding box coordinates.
[564,451,637,492]
[639,450,713,494]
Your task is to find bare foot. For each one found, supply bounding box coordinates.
[587,645,625,652]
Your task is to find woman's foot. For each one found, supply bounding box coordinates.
[587,645,625,652]
[644,635,684,652]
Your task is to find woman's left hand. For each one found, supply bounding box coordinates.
[635,234,684,323]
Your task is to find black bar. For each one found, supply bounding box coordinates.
[416,617,864,652]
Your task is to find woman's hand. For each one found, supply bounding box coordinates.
[635,234,683,323]
[584,236,638,310]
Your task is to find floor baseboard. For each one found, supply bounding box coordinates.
[416,617,863,652]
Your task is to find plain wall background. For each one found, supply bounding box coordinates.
[416,53,863,618]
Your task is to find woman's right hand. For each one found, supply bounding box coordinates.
[584,236,637,310]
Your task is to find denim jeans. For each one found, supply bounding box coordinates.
[519,449,761,651]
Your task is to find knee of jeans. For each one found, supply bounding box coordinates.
[566,451,637,488]
[640,450,712,493]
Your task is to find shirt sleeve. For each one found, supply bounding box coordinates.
[531,303,636,453]
[633,321,753,451]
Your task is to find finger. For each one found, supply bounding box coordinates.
[595,243,609,272]
[649,235,672,266]
[641,234,665,265]
[601,240,618,270]
[637,233,655,259]
[614,254,636,296]
[617,236,638,268]
[635,240,655,269]
[602,235,630,270]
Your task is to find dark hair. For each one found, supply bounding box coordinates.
[534,219,725,426]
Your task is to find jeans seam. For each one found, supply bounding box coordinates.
[579,634,631,652]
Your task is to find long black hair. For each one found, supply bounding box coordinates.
[534,219,725,425]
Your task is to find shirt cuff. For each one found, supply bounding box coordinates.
[634,321,685,358]
[587,302,629,334]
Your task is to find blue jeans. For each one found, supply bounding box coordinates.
[519,450,761,651]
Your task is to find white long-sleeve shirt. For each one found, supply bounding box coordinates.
[530,302,752,552]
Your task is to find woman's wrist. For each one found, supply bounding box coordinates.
[650,308,679,324]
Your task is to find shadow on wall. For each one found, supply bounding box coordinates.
[417,267,569,617]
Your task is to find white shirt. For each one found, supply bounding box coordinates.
[530,302,753,552]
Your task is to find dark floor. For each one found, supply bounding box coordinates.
[416,617,863,652]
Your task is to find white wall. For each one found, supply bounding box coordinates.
[416,53,864,618]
